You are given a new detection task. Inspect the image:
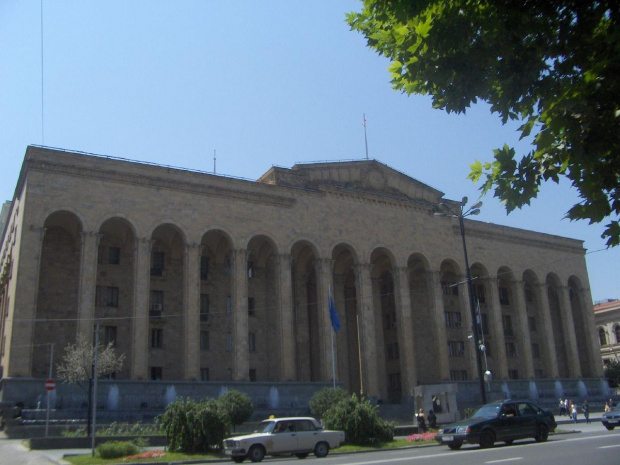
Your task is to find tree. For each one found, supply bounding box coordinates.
[604,360,620,388]
[217,389,254,431]
[347,1,620,246]
[309,387,349,419]
[57,334,125,436]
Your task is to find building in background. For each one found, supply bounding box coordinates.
[594,299,620,365]
[0,146,606,416]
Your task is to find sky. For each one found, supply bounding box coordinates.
[0,0,618,303]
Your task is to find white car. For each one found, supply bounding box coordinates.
[223,416,345,462]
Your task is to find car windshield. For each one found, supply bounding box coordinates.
[255,421,275,433]
[471,404,502,419]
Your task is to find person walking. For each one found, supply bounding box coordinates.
[428,409,437,429]
[571,402,578,423]
[582,400,590,424]
[416,409,427,433]
[559,398,565,416]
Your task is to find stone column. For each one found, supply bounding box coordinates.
[184,243,201,380]
[277,253,295,381]
[355,263,379,397]
[333,274,349,386]
[577,285,604,377]
[131,237,151,380]
[429,271,450,380]
[487,278,508,379]
[232,248,249,381]
[394,266,416,398]
[372,276,387,400]
[316,258,336,382]
[513,280,534,379]
[458,274,478,379]
[77,231,101,342]
[536,284,559,378]
[558,285,581,378]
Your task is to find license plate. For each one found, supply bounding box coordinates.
[442,436,454,442]
[224,450,232,456]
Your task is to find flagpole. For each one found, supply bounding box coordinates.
[362,114,369,160]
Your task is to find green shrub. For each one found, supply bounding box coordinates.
[322,394,394,445]
[217,390,254,430]
[309,387,349,419]
[157,397,228,453]
[96,440,139,459]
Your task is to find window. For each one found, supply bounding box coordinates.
[200,368,209,381]
[200,331,209,350]
[473,283,486,303]
[248,297,256,316]
[453,312,462,328]
[151,251,164,276]
[247,260,254,278]
[108,246,121,265]
[151,328,163,348]
[524,284,534,303]
[200,256,210,280]
[106,287,119,307]
[384,311,397,329]
[615,325,620,344]
[388,372,401,388]
[104,326,117,346]
[150,290,164,318]
[249,368,257,381]
[249,332,256,352]
[448,341,465,357]
[505,342,517,357]
[531,343,540,358]
[386,342,400,360]
[528,316,537,332]
[450,370,468,381]
[444,311,452,328]
[502,314,514,336]
[200,294,210,322]
[150,367,162,380]
[499,286,510,305]
[508,369,519,380]
[599,327,608,346]
[226,332,232,351]
[441,282,458,296]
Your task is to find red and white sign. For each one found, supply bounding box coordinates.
[44,379,56,391]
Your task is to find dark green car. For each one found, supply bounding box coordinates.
[436,400,557,450]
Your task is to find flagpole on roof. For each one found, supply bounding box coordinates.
[362,114,369,160]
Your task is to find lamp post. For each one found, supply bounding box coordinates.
[435,197,487,404]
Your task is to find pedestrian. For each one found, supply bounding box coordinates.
[416,409,427,433]
[582,400,590,424]
[428,409,437,429]
[559,398,565,416]
[564,398,569,416]
[605,401,611,413]
[610,398,617,409]
[571,402,578,423]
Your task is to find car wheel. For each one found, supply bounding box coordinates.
[504,440,514,445]
[605,425,615,431]
[448,443,462,450]
[233,457,245,463]
[314,442,330,458]
[295,452,309,459]
[534,424,549,442]
[248,445,265,463]
[479,430,495,449]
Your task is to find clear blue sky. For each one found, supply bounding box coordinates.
[1,0,617,302]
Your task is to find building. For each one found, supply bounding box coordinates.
[0,146,606,416]
[594,299,620,365]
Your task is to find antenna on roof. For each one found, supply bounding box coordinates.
[362,114,369,160]
[213,149,216,174]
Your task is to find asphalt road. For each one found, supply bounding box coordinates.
[0,420,617,464]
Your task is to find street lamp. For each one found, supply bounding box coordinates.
[435,197,487,404]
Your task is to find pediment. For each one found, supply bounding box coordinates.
[258,160,444,205]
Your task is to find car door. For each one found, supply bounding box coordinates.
[272,421,298,453]
[496,403,520,441]
[293,420,320,451]
[516,402,540,438]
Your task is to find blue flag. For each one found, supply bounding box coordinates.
[329,292,340,332]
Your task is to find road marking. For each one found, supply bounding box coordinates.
[486,459,523,464]
[599,444,620,449]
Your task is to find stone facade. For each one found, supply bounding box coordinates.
[0,146,604,407]
[594,299,620,365]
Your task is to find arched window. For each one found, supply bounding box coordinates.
[615,325,620,344]
[599,327,608,347]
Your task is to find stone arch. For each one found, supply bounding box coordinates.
[407,253,439,384]
[33,210,83,377]
[568,275,596,376]
[332,242,361,394]
[370,247,400,402]
[290,239,320,382]
[246,234,279,381]
[199,229,234,381]
[148,223,187,381]
[94,213,137,236]
[546,273,569,378]
[95,216,136,380]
